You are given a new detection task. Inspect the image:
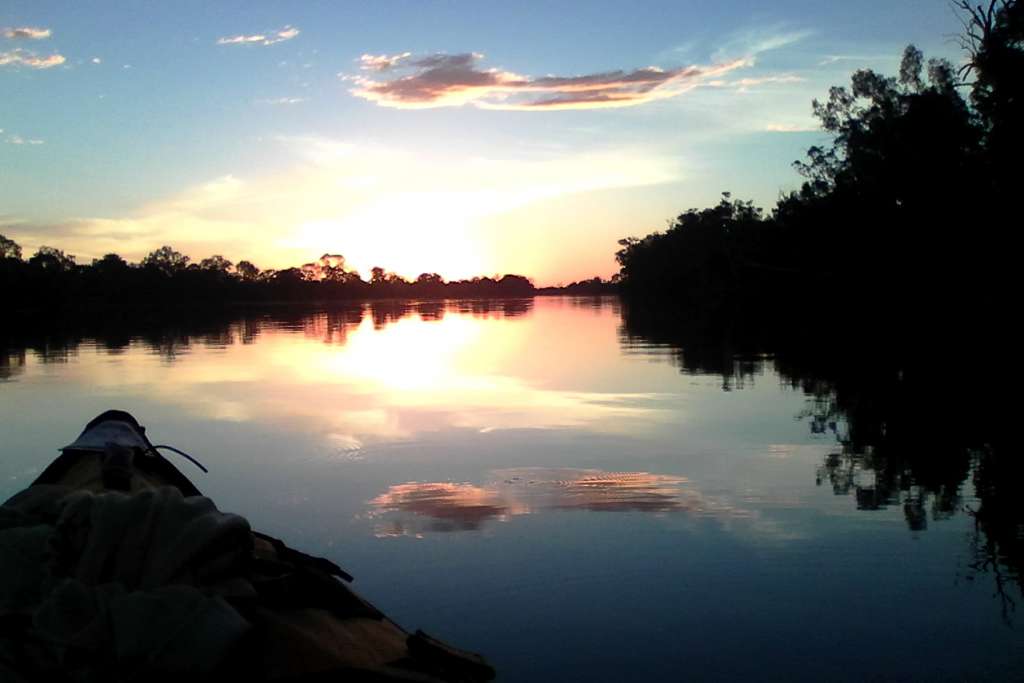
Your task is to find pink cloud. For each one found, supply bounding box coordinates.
[0,48,65,69]
[349,52,752,110]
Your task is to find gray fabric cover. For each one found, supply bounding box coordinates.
[0,485,254,679]
[60,419,151,453]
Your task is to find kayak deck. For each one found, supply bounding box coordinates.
[0,410,495,682]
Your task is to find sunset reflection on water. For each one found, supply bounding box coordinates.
[368,468,758,537]
[3,297,1021,682]
[4,299,670,459]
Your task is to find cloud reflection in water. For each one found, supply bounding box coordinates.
[369,468,752,537]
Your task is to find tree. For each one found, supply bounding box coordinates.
[142,246,190,276]
[318,254,350,283]
[955,0,1023,193]
[29,246,76,271]
[0,234,22,260]
[794,45,972,193]
[319,254,345,270]
[92,253,129,275]
[236,260,260,281]
[199,254,233,273]
[300,261,321,281]
[616,193,764,302]
[497,274,535,295]
[415,273,443,285]
[779,42,983,307]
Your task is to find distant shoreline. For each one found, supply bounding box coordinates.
[5,290,620,323]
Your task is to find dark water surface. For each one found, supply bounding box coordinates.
[1,297,1020,681]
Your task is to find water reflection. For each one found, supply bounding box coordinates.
[1,299,662,448]
[1,350,26,381]
[369,468,756,537]
[619,299,1021,616]
[3,296,1022,677]
[1,299,536,367]
[370,482,510,534]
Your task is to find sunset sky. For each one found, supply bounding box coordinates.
[2,1,964,284]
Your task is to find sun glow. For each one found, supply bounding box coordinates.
[9,138,681,285]
[288,192,493,280]
[315,314,484,392]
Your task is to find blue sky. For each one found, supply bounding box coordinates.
[1,1,967,283]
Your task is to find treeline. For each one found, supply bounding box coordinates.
[618,0,1021,601]
[616,0,1020,329]
[537,277,618,296]
[0,244,541,312]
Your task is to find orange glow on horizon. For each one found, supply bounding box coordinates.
[7,140,681,286]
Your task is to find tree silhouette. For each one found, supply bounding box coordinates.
[199,255,233,273]
[0,234,22,260]
[235,260,260,281]
[142,246,190,276]
[92,253,128,270]
[29,247,76,272]
[957,0,1023,199]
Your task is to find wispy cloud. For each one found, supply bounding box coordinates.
[730,74,804,88]
[711,25,814,63]
[358,52,412,71]
[704,74,806,93]
[817,54,893,67]
[2,26,51,40]
[764,122,818,133]
[349,52,751,110]
[256,96,306,105]
[218,34,264,45]
[217,25,299,47]
[0,48,65,69]
[6,135,45,145]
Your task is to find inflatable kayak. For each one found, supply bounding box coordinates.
[0,410,495,682]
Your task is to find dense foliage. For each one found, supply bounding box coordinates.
[617,1,1020,326]
[0,247,539,312]
[617,0,1022,604]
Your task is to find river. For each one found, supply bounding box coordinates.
[1,296,1019,681]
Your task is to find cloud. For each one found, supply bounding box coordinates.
[218,34,266,45]
[701,74,806,94]
[730,74,804,88]
[6,135,44,145]
[711,25,813,63]
[217,25,299,47]
[0,48,66,69]
[358,52,412,71]
[266,26,300,45]
[2,26,51,40]
[764,122,818,133]
[349,52,751,110]
[818,54,893,67]
[256,96,306,105]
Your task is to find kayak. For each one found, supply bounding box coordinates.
[0,410,495,682]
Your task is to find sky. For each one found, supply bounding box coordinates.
[1,1,967,285]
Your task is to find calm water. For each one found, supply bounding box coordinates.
[1,297,1020,681]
